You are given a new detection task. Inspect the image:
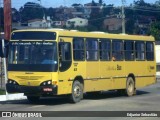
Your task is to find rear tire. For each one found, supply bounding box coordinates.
[126,77,135,97]
[70,80,83,103]
[27,96,40,103]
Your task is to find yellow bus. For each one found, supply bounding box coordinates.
[6,29,156,103]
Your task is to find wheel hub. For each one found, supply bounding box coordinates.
[128,82,133,93]
[74,86,81,97]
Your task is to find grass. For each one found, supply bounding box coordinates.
[0,89,6,95]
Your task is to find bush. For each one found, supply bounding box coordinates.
[0,89,6,95]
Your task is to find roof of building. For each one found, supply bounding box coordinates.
[67,17,88,21]
[28,19,43,23]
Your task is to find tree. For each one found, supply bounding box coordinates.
[92,0,96,4]
[88,2,104,31]
[150,22,160,40]
[19,2,44,23]
[134,0,151,7]
[99,0,103,4]
[46,7,56,20]
[12,8,20,23]
[102,4,114,16]
[72,4,83,12]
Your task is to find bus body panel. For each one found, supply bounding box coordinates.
[7,29,156,98]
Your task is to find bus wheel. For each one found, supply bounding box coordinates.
[27,96,40,103]
[126,77,135,97]
[70,80,83,103]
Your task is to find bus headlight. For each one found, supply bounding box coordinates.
[8,80,18,85]
[40,80,52,86]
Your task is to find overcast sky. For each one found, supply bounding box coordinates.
[10,0,158,9]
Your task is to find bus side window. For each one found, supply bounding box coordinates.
[146,42,154,61]
[99,39,111,61]
[124,41,134,61]
[59,42,71,61]
[86,39,99,61]
[73,38,85,61]
[112,40,123,61]
[135,41,145,60]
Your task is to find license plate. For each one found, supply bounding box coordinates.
[43,88,52,92]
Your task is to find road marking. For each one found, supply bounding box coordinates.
[28,105,46,108]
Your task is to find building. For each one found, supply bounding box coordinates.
[52,21,65,27]
[135,15,156,35]
[103,17,122,31]
[72,12,84,18]
[66,17,88,28]
[28,18,52,28]
[84,2,102,19]
[156,41,160,77]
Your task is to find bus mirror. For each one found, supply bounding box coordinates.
[0,39,9,58]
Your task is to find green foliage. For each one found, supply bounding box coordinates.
[45,7,56,20]
[99,0,103,4]
[19,2,44,22]
[88,2,104,31]
[150,22,160,40]
[102,4,114,16]
[0,89,5,95]
[75,26,88,32]
[126,19,135,34]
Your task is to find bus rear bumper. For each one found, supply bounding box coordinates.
[6,83,58,96]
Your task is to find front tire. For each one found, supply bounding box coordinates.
[70,80,83,103]
[126,77,135,97]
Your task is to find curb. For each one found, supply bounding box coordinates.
[0,93,27,101]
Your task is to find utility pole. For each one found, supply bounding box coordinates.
[3,0,11,100]
[3,0,11,40]
[121,0,126,34]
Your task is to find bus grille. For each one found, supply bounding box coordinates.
[16,76,44,80]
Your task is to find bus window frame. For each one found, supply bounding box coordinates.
[86,38,99,61]
[112,40,124,61]
[135,41,145,61]
[99,39,111,61]
[73,37,85,61]
[124,40,135,61]
[146,41,154,61]
[59,42,72,72]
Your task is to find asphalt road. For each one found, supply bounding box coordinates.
[0,79,160,120]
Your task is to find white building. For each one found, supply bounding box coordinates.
[66,17,88,28]
[28,18,51,28]
[156,41,160,77]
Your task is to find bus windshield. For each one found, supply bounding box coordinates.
[8,41,58,72]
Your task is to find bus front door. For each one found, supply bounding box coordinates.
[58,37,73,95]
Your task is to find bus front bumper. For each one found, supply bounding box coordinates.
[6,83,58,95]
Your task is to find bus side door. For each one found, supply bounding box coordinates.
[58,37,73,95]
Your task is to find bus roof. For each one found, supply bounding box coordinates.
[12,29,155,41]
